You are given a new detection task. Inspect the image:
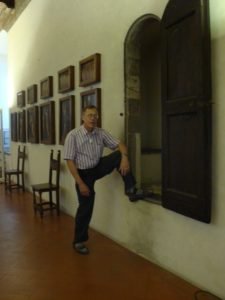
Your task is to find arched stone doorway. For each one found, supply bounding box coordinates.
[124,14,161,200]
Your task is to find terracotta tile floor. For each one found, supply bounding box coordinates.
[0,184,218,300]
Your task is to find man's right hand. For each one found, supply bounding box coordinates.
[78,182,90,197]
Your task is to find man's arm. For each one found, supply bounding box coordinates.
[117,142,130,176]
[66,160,90,197]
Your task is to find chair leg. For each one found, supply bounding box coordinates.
[16,174,19,188]
[49,191,53,210]
[39,192,44,218]
[9,174,12,192]
[56,189,60,216]
[33,190,37,215]
[4,173,8,190]
[21,173,25,191]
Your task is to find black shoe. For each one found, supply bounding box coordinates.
[126,187,144,202]
[73,243,89,255]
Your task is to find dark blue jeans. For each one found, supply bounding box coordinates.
[74,151,136,244]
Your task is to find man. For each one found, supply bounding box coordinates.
[64,105,143,255]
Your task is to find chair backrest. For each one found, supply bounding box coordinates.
[17,145,26,172]
[49,150,61,186]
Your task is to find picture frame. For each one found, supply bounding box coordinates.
[18,110,26,143]
[10,112,18,142]
[40,101,55,145]
[58,65,75,93]
[17,90,25,108]
[79,53,101,87]
[80,88,101,127]
[59,95,75,145]
[27,84,38,104]
[40,76,53,99]
[27,106,39,143]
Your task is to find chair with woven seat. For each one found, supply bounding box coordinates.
[5,145,26,192]
[32,150,61,218]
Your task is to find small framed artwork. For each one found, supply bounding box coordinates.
[40,101,55,144]
[59,95,75,145]
[10,112,18,142]
[27,106,39,143]
[80,88,101,127]
[27,84,38,104]
[17,90,25,108]
[18,110,26,143]
[58,65,75,93]
[79,53,101,87]
[40,76,53,99]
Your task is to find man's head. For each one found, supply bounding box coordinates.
[82,105,99,131]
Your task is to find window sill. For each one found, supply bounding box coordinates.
[141,196,162,205]
[141,148,162,154]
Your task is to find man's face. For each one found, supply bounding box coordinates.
[82,108,99,131]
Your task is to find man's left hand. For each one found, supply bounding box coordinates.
[119,156,130,176]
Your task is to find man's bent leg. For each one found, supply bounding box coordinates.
[95,151,136,191]
[95,151,146,200]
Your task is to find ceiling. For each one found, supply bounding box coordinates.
[0,0,31,32]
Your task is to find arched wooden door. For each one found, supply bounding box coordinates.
[161,0,212,222]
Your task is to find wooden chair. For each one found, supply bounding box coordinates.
[5,145,26,192]
[32,150,61,218]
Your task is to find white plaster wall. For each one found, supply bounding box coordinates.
[0,31,9,129]
[7,0,225,298]
[0,55,7,125]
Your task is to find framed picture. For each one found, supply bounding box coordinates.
[17,90,25,108]
[40,101,55,144]
[79,53,101,87]
[58,65,75,93]
[27,106,39,143]
[80,88,101,127]
[10,112,18,142]
[40,76,53,99]
[18,110,26,143]
[27,84,38,104]
[59,95,75,145]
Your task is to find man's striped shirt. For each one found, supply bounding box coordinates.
[64,125,120,169]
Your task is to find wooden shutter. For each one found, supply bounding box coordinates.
[161,0,212,222]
